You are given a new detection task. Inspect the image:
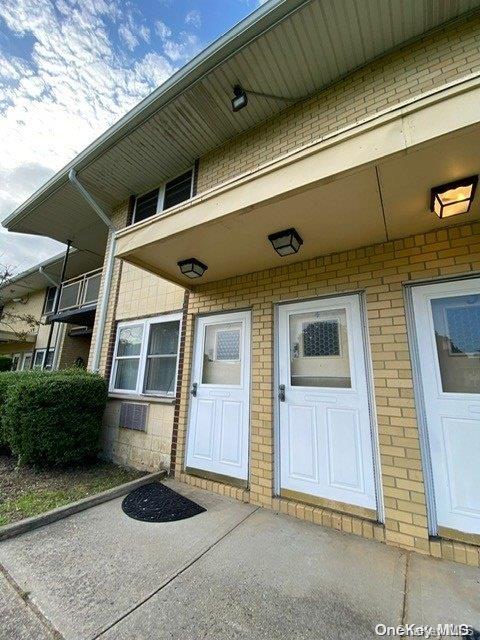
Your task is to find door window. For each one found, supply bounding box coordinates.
[289,308,351,388]
[202,322,242,385]
[431,294,480,394]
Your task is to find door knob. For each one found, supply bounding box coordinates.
[191,382,198,397]
[278,384,286,402]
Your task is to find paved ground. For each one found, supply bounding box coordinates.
[0,480,479,640]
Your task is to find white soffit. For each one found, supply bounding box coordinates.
[4,0,480,248]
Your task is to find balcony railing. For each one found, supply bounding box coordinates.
[57,268,102,313]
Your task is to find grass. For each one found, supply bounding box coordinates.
[0,455,146,526]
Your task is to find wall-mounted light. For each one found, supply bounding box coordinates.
[231,84,248,112]
[268,228,303,256]
[177,258,208,279]
[430,175,478,219]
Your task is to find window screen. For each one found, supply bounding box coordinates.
[134,188,159,223]
[163,170,193,210]
[144,321,180,394]
[302,320,340,357]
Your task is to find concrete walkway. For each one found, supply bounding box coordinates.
[0,480,479,640]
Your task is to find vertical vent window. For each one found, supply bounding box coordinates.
[134,188,159,223]
[163,170,193,210]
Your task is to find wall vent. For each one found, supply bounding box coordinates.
[119,402,148,432]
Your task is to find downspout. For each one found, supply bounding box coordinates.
[68,169,116,372]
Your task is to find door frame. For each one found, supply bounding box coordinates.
[405,271,480,537]
[183,307,253,486]
[273,291,384,522]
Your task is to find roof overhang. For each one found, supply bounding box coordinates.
[3,0,480,252]
[0,249,103,301]
[115,76,480,287]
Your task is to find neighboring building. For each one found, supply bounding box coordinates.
[4,0,480,566]
[0,250,102,371]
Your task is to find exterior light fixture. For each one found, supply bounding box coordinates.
[177,258,208,279]
[430,175,478,219]
[231,84,248,112]
[268,227,303,256]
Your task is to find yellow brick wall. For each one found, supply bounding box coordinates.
[197,12,480,193]
[56,327,92,369]
[91,201,185,472]
[175,221,480,567]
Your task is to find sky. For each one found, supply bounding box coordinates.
[0,0,263,274]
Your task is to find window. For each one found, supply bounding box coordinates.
[43,286,57,315]
[11,354,20,371]
[215,329,240,361]
[33,348,55,370]
[132,169,193,224]
[110,314,182,396]
[302,320,340,357]
[21,353,33,371]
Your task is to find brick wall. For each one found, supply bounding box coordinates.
[91,201,187,471]
[175,221,480,566]
[197,12,480,193]
[56,328,91,369]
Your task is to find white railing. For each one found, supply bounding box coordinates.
[57,268,102,313]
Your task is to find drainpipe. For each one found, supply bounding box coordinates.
[68,169,116,373]
[43,240,72,370]
[38,267,59,289]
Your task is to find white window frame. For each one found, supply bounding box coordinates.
[132,168,194,225]
[20,352,33,370]
[11,353,21,371]
[32,348,55,370]
[109,313,182,397]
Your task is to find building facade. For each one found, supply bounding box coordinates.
[4,0,480,565]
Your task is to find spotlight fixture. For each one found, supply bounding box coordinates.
[177,258,208,279]
[268,228,303,256]
[231,84,248,112]
[430,175,478,219]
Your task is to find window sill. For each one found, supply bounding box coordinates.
[108,392,176,405]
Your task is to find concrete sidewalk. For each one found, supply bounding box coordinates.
[1,480,479,640]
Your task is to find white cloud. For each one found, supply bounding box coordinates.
[185,9,201,29]
[163,32,201,63]
[155,20,171,40]
[0,0,188,270]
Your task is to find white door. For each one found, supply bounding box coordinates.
[186,311,250,481]
[278,296,377,511]
[412,278,480,535]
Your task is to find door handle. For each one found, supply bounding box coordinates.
[278,384,286,402]
[191,382,198,397]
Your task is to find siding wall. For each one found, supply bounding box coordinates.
[175,222,480,567]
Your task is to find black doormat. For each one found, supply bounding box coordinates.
[121,482,206,522]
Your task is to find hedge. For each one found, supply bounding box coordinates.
[0,356,13,372]
[0,370,34,450]
[3,370,107,466]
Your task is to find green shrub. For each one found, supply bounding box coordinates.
[0,371,32,450]
[0,356,13,372]
[4,370,107,466]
